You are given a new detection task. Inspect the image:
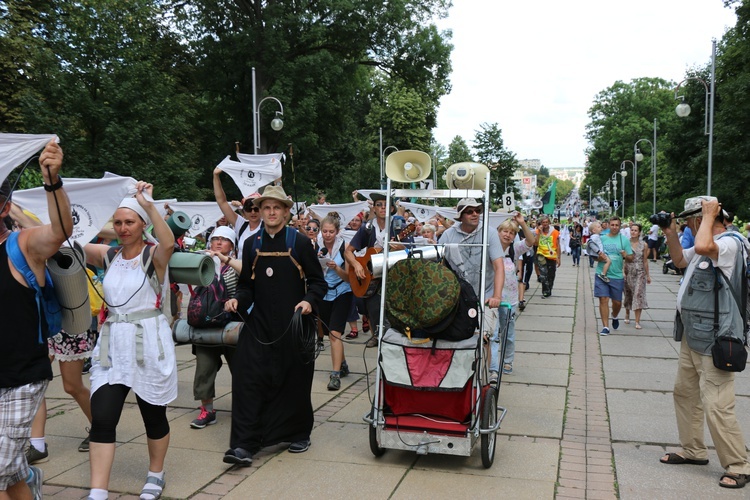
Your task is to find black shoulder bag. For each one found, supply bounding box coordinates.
[711,267,748,372]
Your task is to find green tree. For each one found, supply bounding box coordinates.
[472,122,518,187]
[584,77,677,214]
[446,136,472,166]
[11,0,204,200]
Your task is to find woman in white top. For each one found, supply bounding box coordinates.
[84,182,176,500]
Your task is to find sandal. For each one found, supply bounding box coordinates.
[362,316,370,333]
[346,328,359,339]
[624,318,630,324]
[660,453,708,465]
[635,323,642,330]
[720,472,750,489]
[140,474,166,500]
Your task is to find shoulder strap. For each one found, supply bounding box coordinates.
[7,232,38,290]
[103,246,120,271]
[238,220,250,238]
[285,226,298,258]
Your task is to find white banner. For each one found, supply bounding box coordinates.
[290,201,306,216]
[168,201,226,237]
[0,133,58,185]
[399,202,439,222]
[308,201,368,226]
[13,176,135,245]
[216,153,283,197]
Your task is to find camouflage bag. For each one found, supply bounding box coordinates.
[385,256,460,333]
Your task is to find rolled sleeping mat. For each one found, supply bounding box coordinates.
[46,241,91,335]
[168,252,214,286]
[166,211,191,238]
[172,319,242,345]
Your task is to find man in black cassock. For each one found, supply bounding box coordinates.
[223,185,326,466]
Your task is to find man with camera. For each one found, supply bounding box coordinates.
[658,196,750,489]
[594,216,634,336]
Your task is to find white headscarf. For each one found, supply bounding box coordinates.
[118,198,150,225]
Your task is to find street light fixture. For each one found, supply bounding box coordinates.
[252,67,285,154]
[674,40,716,195]
[621,160,635,219]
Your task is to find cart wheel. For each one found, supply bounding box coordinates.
[480,387,498,468]
[369,411,386,457]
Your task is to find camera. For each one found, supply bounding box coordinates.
[649,212,672,228]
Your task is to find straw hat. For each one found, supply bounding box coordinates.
[253,185,293,208]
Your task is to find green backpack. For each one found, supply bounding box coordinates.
[385,256,461,334]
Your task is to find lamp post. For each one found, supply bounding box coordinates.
[620,160,635,219]
[252,67,284,154]
[674,39,716,195]
[633,137,654,217]
[606,180,612,214]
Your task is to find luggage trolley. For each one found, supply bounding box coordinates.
[363,161,511,468]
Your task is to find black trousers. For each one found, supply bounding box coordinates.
[537,255,557,297]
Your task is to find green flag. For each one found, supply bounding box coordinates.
[541,180,557,215]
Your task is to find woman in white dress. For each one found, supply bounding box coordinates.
[84,182,176,500]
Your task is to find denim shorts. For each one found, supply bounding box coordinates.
[594,276,624,302]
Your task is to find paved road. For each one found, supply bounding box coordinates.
[37,256,750,498]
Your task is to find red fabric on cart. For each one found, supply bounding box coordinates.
[384,381,473,422]
[404,346,453,387]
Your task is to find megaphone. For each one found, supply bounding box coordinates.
[522,199,543,209]
[443,162,490,190]
[385,150,431,183]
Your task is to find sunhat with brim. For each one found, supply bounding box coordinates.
[253,185,293,208]
[209,225,236,246]
[678,195,728,218]
[455,198,482,221]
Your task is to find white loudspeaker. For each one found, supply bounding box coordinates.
[385,150,431,182]
[443,162,490,190]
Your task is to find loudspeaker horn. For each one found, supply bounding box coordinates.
[385,150,431,183]
[443,162,489,190]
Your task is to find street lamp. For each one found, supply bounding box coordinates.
[621,160,635,219]
[252,67,285,154]
[674,40,716,195]
[633,137,654,217]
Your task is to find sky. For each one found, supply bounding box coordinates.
[433,0,738,169]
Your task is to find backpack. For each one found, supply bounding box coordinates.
[417,272,480,342]
[385,257,461,333]
[6,232,62,343]
[187,264,232,328]
[103,244,174,325]
[721,233,750,334]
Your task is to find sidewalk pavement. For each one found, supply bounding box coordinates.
[36,257,750,499]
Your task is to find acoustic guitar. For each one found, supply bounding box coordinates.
[348,223,416,297]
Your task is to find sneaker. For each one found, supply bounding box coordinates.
[518,300,526,311]
[190,406,217,429]
[223,447,252,466]
[82,358,92,374]
[597,273,610,283]
[489,370,499,385]
[327,374,341,391]
[316,339,325,352]
[600,327,610,336]
[78,431,91,452]
[340,361,350,378]
[366,335,378,348]
[612,317,620,330]
[26,444,48,464]
[27,465,43,500]
[502,363,513,375]
[362,316,370,333]
[288,439,310,453]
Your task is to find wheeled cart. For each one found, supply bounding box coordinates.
[365,304,512,468]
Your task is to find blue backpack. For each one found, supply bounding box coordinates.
[6,232,63,343]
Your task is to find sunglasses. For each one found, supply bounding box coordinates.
[244,206,260,213]
[461,207,481,215]
[306,226,319,232]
